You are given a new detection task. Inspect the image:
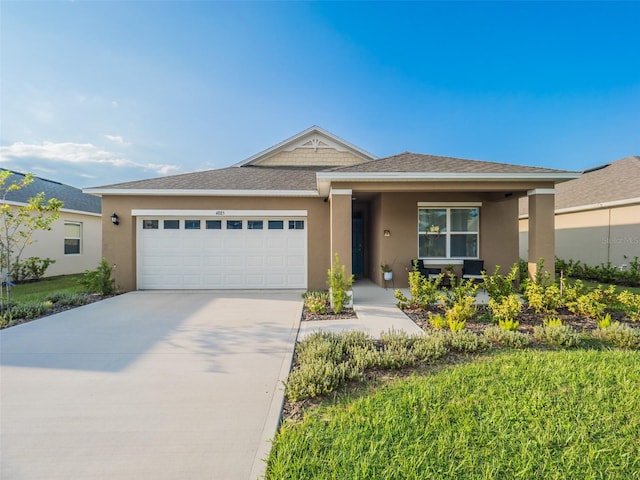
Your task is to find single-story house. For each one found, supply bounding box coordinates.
[84,126,578,291]
[3,169,102,277]
[520,156,640,268]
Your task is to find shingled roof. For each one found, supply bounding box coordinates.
[3,170,101,214]
[555,156,640,210]
[329,152,570,174]
[88,166,321,192]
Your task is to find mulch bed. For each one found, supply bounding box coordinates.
[1,293,117,329]
[302,307,357,322]
[404,305,632,335]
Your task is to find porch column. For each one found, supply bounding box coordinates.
[329,188,352,276]
[528,188,555,280]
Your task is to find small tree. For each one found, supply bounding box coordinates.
[0,171,63,299]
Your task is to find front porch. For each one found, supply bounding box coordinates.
[328,186,557,289]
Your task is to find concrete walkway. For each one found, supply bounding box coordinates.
[0,290,303,480]
[298,280,424,339]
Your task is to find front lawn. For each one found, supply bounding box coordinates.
[7,274,86,304]
[267,350,640,479]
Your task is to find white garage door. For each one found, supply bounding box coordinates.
[137,214,307,289]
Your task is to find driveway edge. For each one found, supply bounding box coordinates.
[248,298,303,480]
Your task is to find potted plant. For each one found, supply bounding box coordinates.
[381,263,393,281]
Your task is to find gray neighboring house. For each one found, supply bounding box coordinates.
[3,170,102,277]
[520,156,640,267]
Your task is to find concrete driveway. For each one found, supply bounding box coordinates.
[0,290,303,480]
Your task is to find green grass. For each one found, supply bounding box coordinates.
[564,278,640,295]
[267,350,640,479]
[7,274,86,304]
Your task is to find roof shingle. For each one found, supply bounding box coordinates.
[3,170,101,214]
[554,156,640,210]
[329,152,573,174]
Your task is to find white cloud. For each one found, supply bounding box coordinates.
[0,141,180,179]
[104,134,130,145]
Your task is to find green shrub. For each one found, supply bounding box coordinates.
[566,289,607,319]
[617,291,640,321]
[543,316,564,328]
[596,313,617,330]
[483,326,531,349]
[80,259,114,295]
[428,313,448,330]
[533,324,581,348]
[348,345,381,371]
[592,324,640,349]
[482,264,519,302]
[44,292,90,306]
[447,330,490,353]
[412,334,449,361]
[303,290,329,314]
[11,257,56,282]
[294,331,344,365]
[445,296,476,333]
[394,261,442,310]
[556,256,640,287]
[488,293,522,330]
[440,278,478,309]
[523,283,562,314]
[378,330,418,369]
[286,359,348,402]
[327,253,353,314]
[9,301,53,320]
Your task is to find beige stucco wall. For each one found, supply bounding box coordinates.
[101,195,331,291]
[17,210,102,277]
[520,204,640,267]
[364,192,520,288]
[255,148,367,167]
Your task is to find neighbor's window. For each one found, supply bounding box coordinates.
[64,222,82,255]
[418,207,479,258]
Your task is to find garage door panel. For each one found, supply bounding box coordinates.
[246,256,265,267]
[138,216,307,289]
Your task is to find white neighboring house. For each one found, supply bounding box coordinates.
[3,170,102,278]
[520,156,640,268]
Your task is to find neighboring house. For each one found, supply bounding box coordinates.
[84,126,578,291]
[3,170,102,277]
[520,156,640,268]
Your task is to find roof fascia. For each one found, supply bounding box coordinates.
[2,199,101,216]
[316,172,581,197]
[232,126,377,167]
[82,188,320,197]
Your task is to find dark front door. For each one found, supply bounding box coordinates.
[352,216,364,276]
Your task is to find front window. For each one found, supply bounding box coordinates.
[418,207,479,258]
[64,222,82,255]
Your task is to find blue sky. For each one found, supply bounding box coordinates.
[1,1,638,188]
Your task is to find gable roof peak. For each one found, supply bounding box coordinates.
[233,126,377,168]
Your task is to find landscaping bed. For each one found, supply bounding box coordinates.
[404,305,632,336]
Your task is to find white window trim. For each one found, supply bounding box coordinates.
[418,206,480,261]
[131,209,307,217]
[64,221,82,256]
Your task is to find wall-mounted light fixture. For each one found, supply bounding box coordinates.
[110,213,119,225]
[384,229,391,237]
